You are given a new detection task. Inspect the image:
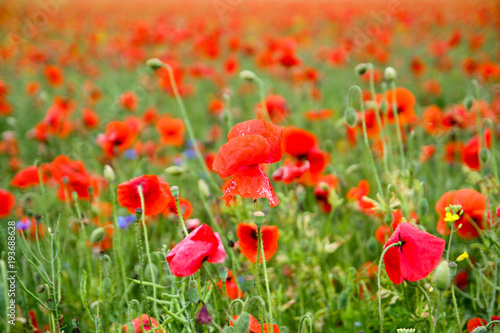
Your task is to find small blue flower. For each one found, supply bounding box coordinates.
[16,218,32,230]
[124,149,138,159]
[117,215,135,229]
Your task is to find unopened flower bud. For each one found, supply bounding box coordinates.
[433,260,451,291]
[104,165,115,182]
[90,227,105,244]
[234,312,250,332]
[239,70,256,81]
[36,284,46,293]
[344,107,357,128]
[196,302,212,324]
[253,211,265,226]
[471,327,487,333]
[186,280,200,303]
[165,165,185,176]
[449,261,458,277]
[355,63,368,75]
[198,179,210,198]
[463,95,474,110]
[146,58,164,70]
[218,266,228,281]
[479,148,490,165]
[384,67,397,81]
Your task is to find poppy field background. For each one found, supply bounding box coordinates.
[1,0,500,332]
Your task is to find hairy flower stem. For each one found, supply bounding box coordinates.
[349,85,384,199]
[417,284,435,333]
[378,241,402,333]
[258,225,274,333]
[158,62,219,193]
[110,181,128,301]
[389,81,406,170]
[173,193,188,236]
[137,186,160,324]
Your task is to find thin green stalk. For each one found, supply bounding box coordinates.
[417,284,435,333]
[348,85,384,197]
[378,241,402,333]
[110,181,128,300]
[389,81,406,170]
[134,211,152,330]
[137,186,160,324]
[158,62,219,193]
[258,224,274,333]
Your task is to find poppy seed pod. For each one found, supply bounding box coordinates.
[344,107,357,128]
[479,148,489,165]
[170,186,179,198]
[146,58,164,70]
[433,260,451,291]
[218,266,229,281]
[384,67,397,81]
[244,275,255,292]
[254,211,265,226]
[134,208,143,220]
[90,227,105,244]
[449,261,457,277]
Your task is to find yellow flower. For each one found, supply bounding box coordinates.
[444,212,459,223]
[456,251,469,262]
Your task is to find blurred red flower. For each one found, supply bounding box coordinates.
[236,223,279,263]
[117,175,173,216]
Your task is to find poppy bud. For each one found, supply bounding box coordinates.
[367,237,378,255]
[134,208,143,220]
[418,198,428,217]
[196,302,212,325]
[186,280,200,303]
[198,179,211,198]
[479,148,489,165]
[146,58,164,70]
[35,214,42,224]
[239,70,256,81]
[165,165,185,176]
[396,329,416,333]
[253,211,265,226]
[90,227,105,244]
[471,327,487,333]
[449,261,457,277]
[463,95,474,110]
[337,290,349,310]
[433,260,451,291]
[102,164,115,182]
[71,191,78,202]
[380,99,388,113]
[170,186,180,199]
[224,327,235,333]
[218,266,228,281]
[234,312,250,332]
[355,63,368,75]
[384,67,397,81]
[36,284,46,293]
[244,275,255,292]
[344,107,357,128]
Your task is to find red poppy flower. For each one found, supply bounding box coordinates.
[82,108,100,129]
[166,224,225,277]
[375,225,391,244]
[44,65,64,87]
[314,174,339,213]
[118,91,138,111]
[435,189,488,239]
[236,223,279,263]
[391,209,418,230]
[273,126,328,185]
[51,155,95,201]
[97,121,137,157]
[467,317,486,333]
[218,269,244,300]
[462,129,492,170]
[304,109,333,121]
[454,270,468,290]
[156,116,185,146]
[384,87,416,125]
[10,165,49,189]
[0,189,15,218]
[208,98,224,116]
[255,95,289,123]
[117,175,173,216]
[213,119,282,207]
[347,180,375,215]
[143,107,159,124]
[231,314,280,333]
[163,197,193,220]
[383,222,445,284]
[122,314,164,333]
